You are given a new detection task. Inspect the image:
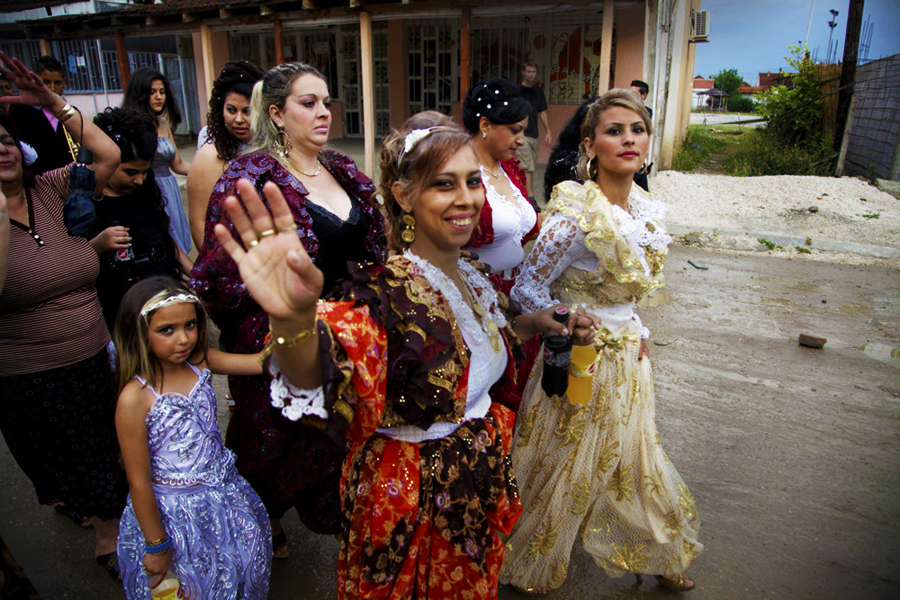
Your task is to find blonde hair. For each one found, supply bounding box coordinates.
[377,111,472,252]
[249,62,327,169]
[576,88,653,181]
[113,277,209,393]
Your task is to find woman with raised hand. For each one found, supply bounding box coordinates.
[122,67,192,253]
[187,61,264,249]
[212,111,595,599]
[190,62,385,560]
[0,51,127,579]
[500,89,702,594]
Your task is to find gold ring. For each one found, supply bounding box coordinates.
[278,225,298,233]
[571,303,580,314]
[258,229,276,238]
[248,239,259,248]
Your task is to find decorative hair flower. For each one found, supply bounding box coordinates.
[397,126,454,166]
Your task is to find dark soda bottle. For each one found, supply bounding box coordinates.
[541,307,572,397]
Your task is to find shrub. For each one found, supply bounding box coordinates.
[722,129,831,176]
[672,125,743,173]
[755,45,824,147]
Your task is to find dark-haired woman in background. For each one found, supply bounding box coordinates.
[187,61,264,249]
[543,96,596,205]
[90,107,191,331]
[462,78,541,411]
[122,67,192,254]
[462,78,539,296]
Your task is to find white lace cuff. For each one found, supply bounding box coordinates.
[268,356,328,422]
[641,326,651,340]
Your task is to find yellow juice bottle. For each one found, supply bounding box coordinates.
[567,345,597,405]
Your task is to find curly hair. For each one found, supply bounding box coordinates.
[93,107,158,163]
[378,111,473,252]
[461,78,531,134]
[576,88,653,182]
[206,61,264,161]
[122,67,183,130]
[249,62,326,167]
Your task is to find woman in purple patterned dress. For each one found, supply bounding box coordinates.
[190,62,386,558]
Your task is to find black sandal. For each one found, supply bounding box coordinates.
[95,552,121,581]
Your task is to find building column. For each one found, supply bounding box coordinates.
[360,11,375,175]
[114,33,131,89]
[387,19,407,130]
[597,0,615,95]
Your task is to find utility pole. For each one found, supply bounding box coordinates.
[826,9,839,63]
[833,0,864,153]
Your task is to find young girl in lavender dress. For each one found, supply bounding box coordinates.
[114,277,271,599]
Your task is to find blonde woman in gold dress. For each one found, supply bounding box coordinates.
[500,89,702,594]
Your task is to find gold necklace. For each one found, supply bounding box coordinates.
[293,159,321,177]
[462,282,502,353]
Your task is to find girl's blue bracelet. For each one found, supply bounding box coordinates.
[144,537,172,554]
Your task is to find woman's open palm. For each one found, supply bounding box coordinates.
[214,179,323,321]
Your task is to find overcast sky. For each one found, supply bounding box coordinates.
[693,0,900,84]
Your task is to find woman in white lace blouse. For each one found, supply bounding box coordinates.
[500,89,703,594]
[461,78,539,296]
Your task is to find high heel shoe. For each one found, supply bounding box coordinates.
[655,573,695,591]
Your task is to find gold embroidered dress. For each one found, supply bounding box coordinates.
[500,180,702,590]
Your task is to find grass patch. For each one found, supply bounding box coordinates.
[721,129,833,176]
[862,213,880,219]
[672,124,752,173]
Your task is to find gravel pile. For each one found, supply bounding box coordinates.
[653,172,899,265]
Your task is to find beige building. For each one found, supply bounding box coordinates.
[2,0,704,172]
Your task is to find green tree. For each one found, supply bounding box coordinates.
[754,44,824,146]
[710,67,744,97]
[711,68,752,112]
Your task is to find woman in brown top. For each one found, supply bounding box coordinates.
[0,52,127,578]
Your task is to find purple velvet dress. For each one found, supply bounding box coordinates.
[117,364,271,599]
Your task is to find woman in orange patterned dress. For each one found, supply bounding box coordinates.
[211,112,596,599]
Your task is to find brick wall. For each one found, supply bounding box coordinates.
[842,54,900,181]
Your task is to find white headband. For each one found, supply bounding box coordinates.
[140,293,200,318]
[396,126,455,166]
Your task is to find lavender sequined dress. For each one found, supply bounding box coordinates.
[118,364,271,599]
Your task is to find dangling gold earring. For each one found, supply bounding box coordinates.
[275,124,292,159]
[587,156,598,180]
[401,213,416,244]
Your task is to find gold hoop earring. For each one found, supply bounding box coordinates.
[401,213,416,244]
[275,125,292,159]
[587,156,598,180]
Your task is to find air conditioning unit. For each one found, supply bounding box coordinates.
[692,9,710,42]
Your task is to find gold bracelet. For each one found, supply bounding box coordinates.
[54,103,77,123]
[145,536,167,547]
[259,322,318,363]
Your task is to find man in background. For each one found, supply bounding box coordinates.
[630,79,652,192]
[8,56,77,174]
[518,59,553,206]
[0,76,12,115]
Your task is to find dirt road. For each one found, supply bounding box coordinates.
[1,243,897,599]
